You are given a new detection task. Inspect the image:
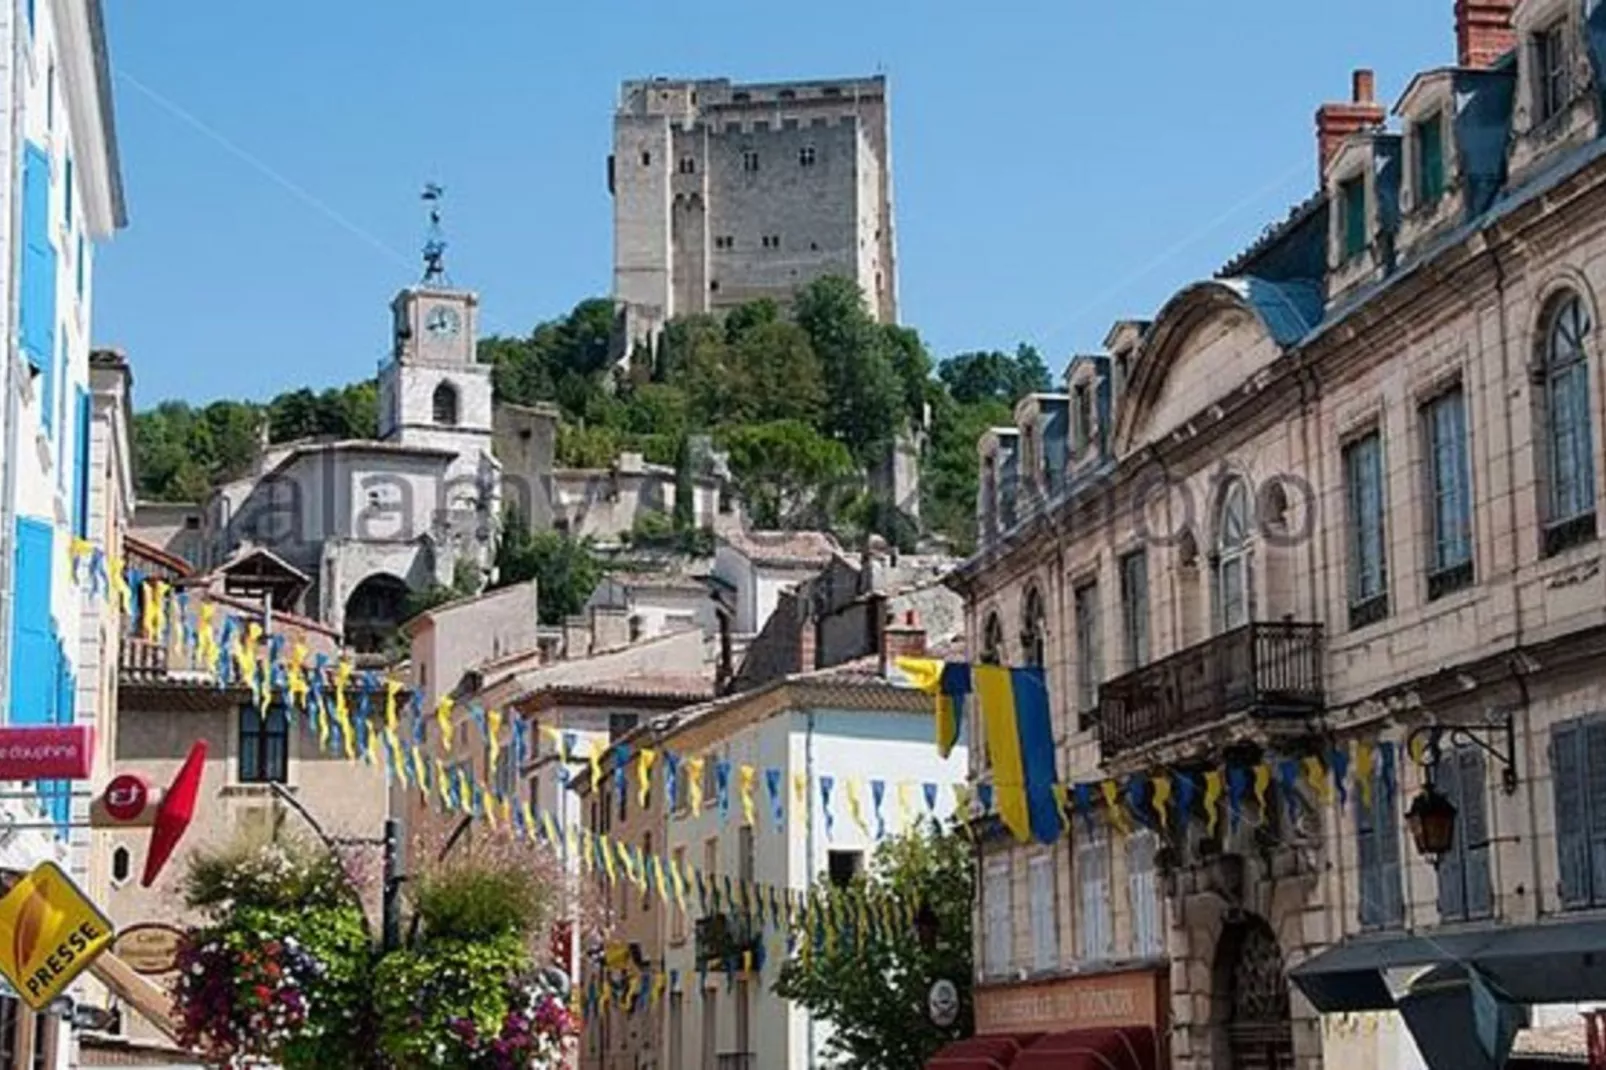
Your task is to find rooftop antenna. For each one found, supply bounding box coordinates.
[421,182,449,286]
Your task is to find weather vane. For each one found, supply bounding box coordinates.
[421,182,449,285]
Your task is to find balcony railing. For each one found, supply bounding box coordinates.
[1096,622,1324,760]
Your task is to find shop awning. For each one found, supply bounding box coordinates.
[1289,919,1606,1013]
[1014,1026,1159,1070]
[925,1033,1039,1069]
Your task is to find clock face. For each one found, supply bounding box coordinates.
[425,305,461,338]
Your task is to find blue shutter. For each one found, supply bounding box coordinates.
[1355,783,1381,928]
[75,234,84,299]
[63,157,72,227]
[19,145,53,370]
[8,518,55,726]
[72,387,91,537]
[1553,722,1590,907]
[40,328,54,436]
[1436,755,1466,920]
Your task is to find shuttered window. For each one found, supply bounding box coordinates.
[1128,830,1163,958]
[1076,827,1112,962]
[20,143,55,378]
[1028,852,1057,973]
[1355,749,1405,929]
[8,519,55,726]
[1435,746,1494,922]
[1550,717,1606,909]
[983,856,1011,978]
[72,387,91,538]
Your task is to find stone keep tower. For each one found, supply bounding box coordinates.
[610,75,899,352]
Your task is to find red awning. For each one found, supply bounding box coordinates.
[926,1033,1040,1069]
[1013,1026,1159,1070]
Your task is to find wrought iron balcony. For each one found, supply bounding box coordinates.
[1096,622,1324,760]
[694,912,760,964]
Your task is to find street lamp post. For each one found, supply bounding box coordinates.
[268,783,405,951]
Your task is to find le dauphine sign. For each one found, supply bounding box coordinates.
[0,862,114,1010]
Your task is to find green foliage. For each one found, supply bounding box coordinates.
[936,345,1051,406]
[373,933,527,1069]
[412,856,552,944]
[494,516,604,625]
[718,419,857,530]
[792,276,908,464]
[775,823,975,1070]
[400,557,484,624]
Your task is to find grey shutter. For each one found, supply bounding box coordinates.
[1587,721,1606,903]
[1553,722,1590,908]
[1356,777,1380,928]
[1460,748,1494,919]
[1379,765,1405,926]
[1436,754,1467,921]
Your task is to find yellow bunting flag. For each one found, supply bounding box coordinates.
[600,836,617,885]
[953,784,972,828]
[487,708,503,776]
[1408,732,1430,767]
[109,556,130,616]
[411,743,428,790]
[435,760,452,809]
[896,781,912,826]
[196,602,217,670]
[244,622,265,709]
[542,725,566,761]
[1354,740,1376,808]
[334,660,356,762]
[1100,779,1128,834]
[1254,763,1272,816]
[435,695,455,752]
[1051,783,1072,828]
[739,765,757,828]
[1203,770,1225,835]
[845,780,868,836]
[140,580,159,642]
[793,772,807,809]
[588,740,603,794]
[639,749,657,809]
[670,858,687,916]
[287,642,309,710]
[1152,773,1172,830]
[1302,755,1332,805]
[652,968,668,1007]
[688,757,706,813]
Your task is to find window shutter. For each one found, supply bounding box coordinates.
[19,145,55,373]
[1355,779,1380,927]
[1436,754,1467,921]
[1460,748,1494,918]
[1585,722,1606,904]
[1379,765,1405,926]
[8,519,55,726]
[73,387,91,538]
[1553,722,1590,907]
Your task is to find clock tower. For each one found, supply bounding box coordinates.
[377,285,491,446]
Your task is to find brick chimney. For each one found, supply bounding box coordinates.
[1457,0,1516,69]
[881,609,927,672]
[1316,69,1387,181]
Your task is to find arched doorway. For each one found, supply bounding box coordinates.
[344,573,411,654]
[1215,916,1295,1070]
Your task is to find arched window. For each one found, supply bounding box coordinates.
[432,381,459,426]
[981,612,1005,665]
[1541,291,1597,552]
[1213,479,1253,632]
[1021,586,1047,667]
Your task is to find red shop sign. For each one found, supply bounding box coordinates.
[0,726,95,780]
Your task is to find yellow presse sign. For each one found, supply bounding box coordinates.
[0,861,113,1009]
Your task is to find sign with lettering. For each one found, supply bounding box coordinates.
[974,968,1164,1036]
[91,774,158,828]
[0,726,94,780]
[0,862,114,1010]
[112,924,185,976]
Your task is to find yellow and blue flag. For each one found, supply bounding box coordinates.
[895,657,968,758]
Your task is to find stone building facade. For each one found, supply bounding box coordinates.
[610,76,896,350]
[945,3,1606,1068]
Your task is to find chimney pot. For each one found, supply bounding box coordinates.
[1352,69,1375,103]
[1456,0,1517,69]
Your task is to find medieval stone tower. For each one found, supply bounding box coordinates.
[610,75,898,351]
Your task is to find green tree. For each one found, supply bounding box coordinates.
[882,323,934,426]
[936,345,1051,407]
[718,419,857,530]
[729,319,826,426]
[793,276,906,463]
[494,518,604,625]
[921,389,1012,554]
[775,823,974,1070]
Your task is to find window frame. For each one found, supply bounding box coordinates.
[237,703,291,784]
[1343,429,1390,629]
[1213,479,1253,633]
[1421,384,1474,598]
[1119,549,1149,669]
[1075,826,1113,963]
[1355,748,1406,930]
[1027,851,1058,974]
[1415,111,1446,207]
[1073,579,1101,719]
[1021,585,1046,668]
[1340,174,1368,261]
[1538,291,1598,556]
[431,380,460,426]
[1126,829,1163,959]
[1535,20,1570,124]
[1434,745,1494,923]
[982,855,1012,978]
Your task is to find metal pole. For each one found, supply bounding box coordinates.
[382,817,401,952]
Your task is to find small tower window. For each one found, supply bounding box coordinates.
[742,150,760,172]
[433,381,459,426]
[799,146,816,167]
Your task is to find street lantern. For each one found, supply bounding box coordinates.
[1406,785,1458,864]
[915,901,939,952]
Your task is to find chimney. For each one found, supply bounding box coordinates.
[1457,0,1516,69]
[1316,69,1387,181]
[562,615,590,660]
[881,609,927,674]
[798,610,818,673]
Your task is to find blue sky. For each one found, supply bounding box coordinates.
[97,1,1452,408]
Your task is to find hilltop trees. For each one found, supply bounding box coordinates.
[132,278,1051,553]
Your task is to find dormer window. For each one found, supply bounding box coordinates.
[1340,175,1368,260]
[1072,383,1094,453]
[1415,112,1445,206]
[1534,19,1569,123]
